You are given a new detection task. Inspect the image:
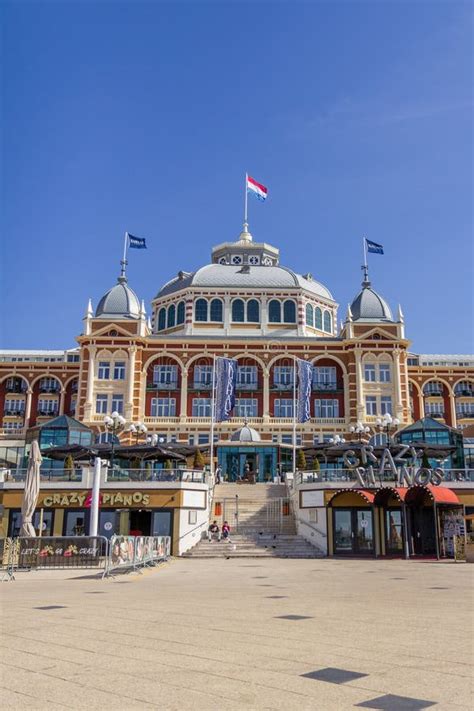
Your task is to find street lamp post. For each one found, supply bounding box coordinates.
[350,422,371,442]
[129,421,148,444]
[103,411,127,469]
[375,413,400,446]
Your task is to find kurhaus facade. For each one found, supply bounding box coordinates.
[1,224,473,447]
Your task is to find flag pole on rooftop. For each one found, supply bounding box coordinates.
[120,232,129,278]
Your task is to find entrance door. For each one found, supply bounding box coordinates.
[333,509,374,555]
[410,507,436,555]
[384,509,404,554]
[129,510,152,535]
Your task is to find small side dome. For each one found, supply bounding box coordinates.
[230,424,261,443]
[350,279,393,322]
[95,276,141,319]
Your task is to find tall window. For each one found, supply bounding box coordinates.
[380,396,392,415]
[268,300,281,323]
[313,366,336,390]
[379,364,391,382]
[273,366,294,388]
[195,298,208,322]
[423,381,443,396]
[306,304,314,327]
[4,399,25,413]
[314,399,339,418]
[192,398,211,417]
[153,365,178,387]
[323,310,332,333]
[274,399,294,417]
[177,301,185,325]
[314,307,322,329]
[194,365,213,388]
[210,298,223,322]
[151,398,176,417]
[365,396,377,416]
[39,377,59,391]
[425,402,444,415]
[167,304,176,328]
[111,394,124,414]
[364,364,376,382]
[38,399,58,414]
[283,300,296,323]
[247,299,260,323]
[237,365,258,389]
[235,399,258,417]
[232,299,245,322]
[114,362,126,380]
[70,396,77,415]
[98,361,110,380]
[454,380,473,396]
[158,308,166,331]
[95,394,108,414]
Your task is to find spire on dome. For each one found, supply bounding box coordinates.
[397,304,404,322]
[140,299,146,318]
[85,298,93,318]
[237,221,253,243]
[346,303,353,322]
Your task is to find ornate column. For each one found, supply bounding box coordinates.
[392,349,404,421]
[180,368,188,421]
[448,389,457,428]
[223,295,231,334]
[354,348,365,420]
[343,373,350,423]
[24,389,33,429]
[260,295,268,335]
[125,347,137,419]
[263,368,270,422]
[84,346,96,421]
[59,389,66,416]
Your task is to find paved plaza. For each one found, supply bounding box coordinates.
[0,557,473,710]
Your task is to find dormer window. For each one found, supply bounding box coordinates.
[248,255,260,265]
[231,255,243,265]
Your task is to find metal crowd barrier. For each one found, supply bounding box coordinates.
[104,535,171,577]
[1,534,171,581]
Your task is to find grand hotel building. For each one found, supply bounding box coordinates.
[0,224,473,450]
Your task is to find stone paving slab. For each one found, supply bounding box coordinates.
[0,558,473,710]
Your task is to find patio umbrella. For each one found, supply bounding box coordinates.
[20,440,42,537]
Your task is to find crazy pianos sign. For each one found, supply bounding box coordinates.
[39,491,151,507]
[342,446,445,488]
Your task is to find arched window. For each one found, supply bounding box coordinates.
[210,298,223,322]
[195,298,208,322]
[314,307,322,329]
[167,304,176,328]
[232,299,245,322]
[283,300,296,323]
[177,301,185,324]
[158,308,166,331]
[269,299,281,323]
[323,310,332,333]
[247,299,260,323]
[306,303,314,327]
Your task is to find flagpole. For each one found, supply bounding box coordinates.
[244,172,248,225]
[121,232,129,278]
[209,354,217,482]
[362,236,368,282]
[292,358,297,475]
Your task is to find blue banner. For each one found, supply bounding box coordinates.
[366,239,384,255]
[297,358,313,423]
[215,358,238,422]
[128,233,147,249]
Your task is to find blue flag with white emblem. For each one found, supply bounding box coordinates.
[215,357,238,422]
[366,239,384,255]
[128,233,147,249]
[297,358,313,423]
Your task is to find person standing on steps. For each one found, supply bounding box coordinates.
[215,465,222,485]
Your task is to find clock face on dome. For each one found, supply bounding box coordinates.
[231,255,243,265]
[248,255,260,265]
[262,257,272,266]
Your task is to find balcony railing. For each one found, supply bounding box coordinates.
[147,382,179,390]
[191,382,212,390]
[312,381,340,392]
[271,382,294,390]
[425,411,445,418]
[3,409,25,417]
[106,468,207,483]
[39,386,60,394]
[1,468,84,482]
[5,384,27,393]
[457,410,474,418]
[423,389,444,397]
[236,383,259,391]
[37,409,59,417]
[0,427,26,437]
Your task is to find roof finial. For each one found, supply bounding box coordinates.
[85,298,93,318]
[361,263,371,287]
[140,299,146,319]
[397,304,404,323]
[238,221,253,242]
[346,303,353,322]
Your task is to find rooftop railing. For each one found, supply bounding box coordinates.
[105,468,207,483]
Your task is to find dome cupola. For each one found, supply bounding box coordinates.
[95,275,141,319]
[349,273,393,322]
[230,423,261,443]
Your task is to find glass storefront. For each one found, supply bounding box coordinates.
[8,509,55,537]
[63,510,89,536]
[333,508,374,555]
[384,509,404,553]
[218,446,278,482]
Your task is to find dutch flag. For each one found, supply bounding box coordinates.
[247,175,268,202]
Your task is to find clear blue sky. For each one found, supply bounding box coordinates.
[1,1,472,353]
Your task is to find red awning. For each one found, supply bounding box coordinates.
[373,487,407,505]
[405,484,461,506]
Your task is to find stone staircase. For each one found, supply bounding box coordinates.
[183,483,324,559]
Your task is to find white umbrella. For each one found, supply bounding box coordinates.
[20,440,42,537]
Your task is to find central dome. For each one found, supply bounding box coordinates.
[230,424,261,443]
[96,276,141,319]
[350,280,393,321]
